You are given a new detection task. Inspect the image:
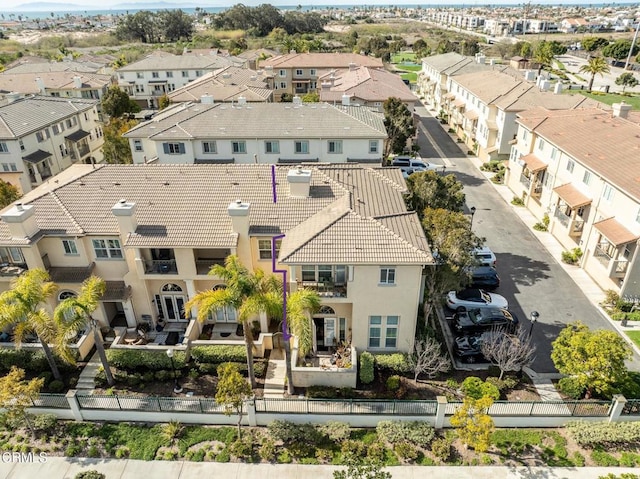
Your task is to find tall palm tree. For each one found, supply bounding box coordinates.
[580,56,611,91]
[53,275,114,386]
[185,255,262,388]
[0,269,62,381]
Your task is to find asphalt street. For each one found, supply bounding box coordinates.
[414,105,635,373]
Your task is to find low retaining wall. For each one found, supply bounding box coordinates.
[291,345,357,388]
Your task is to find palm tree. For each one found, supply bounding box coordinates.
[185,255,262,388]
[0,269,62,381]
[580,56,611,91]
[53,275,114,386]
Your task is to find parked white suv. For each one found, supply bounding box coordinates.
[473,246,497,267]
[391,156,441,174]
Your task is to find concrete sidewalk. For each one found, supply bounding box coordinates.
[3,457,639,479]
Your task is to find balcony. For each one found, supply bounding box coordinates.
[554,207,570,228]
[194,249,230,275]
[613,259,629,277]
[195,258,226,275]
[569,219,584,237]
[0,263,28,277]
[144,259,178,274]
[299,281,347,298]
[520,173,531,189]
[594,244,612,267]
[531,182,543,199]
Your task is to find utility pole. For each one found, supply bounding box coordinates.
[624,21,640,71]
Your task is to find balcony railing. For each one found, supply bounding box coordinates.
[195,259,226,275]
[0,263,28,277]
[531,182,543,198]
[613,260,629,277]
[299,281,347,298]
[594,245,612,267]
[554,207,570,227]
[144,259,178,274]
[520,173,531,189]
[570,219,584,237]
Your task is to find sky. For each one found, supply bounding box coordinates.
[4,0,631,10]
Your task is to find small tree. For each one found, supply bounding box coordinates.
[0,367,44,435]
[579,56,611,91]
[334,455,391,479]
[0,179,20,208]
[615,72,639,93]
[383,97,416,159]
[409,336,451,381]
[158,93,171,110]
[216,362,252,440]
[102,117,138,164]
[450,395,494,452]
[405,171,466,219]
[551,321,631,398]
[101,85,140,118]
[481,327,536,380]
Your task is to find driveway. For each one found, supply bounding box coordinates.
[415,106,638,374]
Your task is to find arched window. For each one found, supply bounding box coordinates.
[318,306,336,315]
[162,284,183,292]
[210,285,237,323]
[58,291,77,320]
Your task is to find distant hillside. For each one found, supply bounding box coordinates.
[7,2,85,11]
[8,1,199,11]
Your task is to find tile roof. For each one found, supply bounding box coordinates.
[0,164,432,265]
[519,108,640,201]
[260,53,383,69]
[0,96,98,139]
[0,71,112,95]
[117,53,235,72]
[319,67,417,103]
[421,53,469,72]
[124,102,387,140]
[594,217,639,246]
[3,61,98,75]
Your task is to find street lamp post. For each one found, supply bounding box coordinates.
[469,206,477,230]
[166,348,183,394]
[529,310,539,337]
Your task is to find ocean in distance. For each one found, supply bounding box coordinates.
[7,3,640,19]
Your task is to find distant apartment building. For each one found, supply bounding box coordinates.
[0,96,103,193]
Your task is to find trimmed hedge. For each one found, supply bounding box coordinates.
[190,345,246,364]
[373,353,412,374]
[105,349,187,371]
[359,351,374,384]
[0,349,75,373]
[567,420,640,446]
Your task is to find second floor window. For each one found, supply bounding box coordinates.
[163,143,185,155]
[62,239,78,255]
[258,239,282,260]
[152,71,159,78]
[379,267,396,285]
[136,72,143,79]
[602,183,615,202]
[133,140,143,152]
[583,170,592,186]
[328,140,342,154]
[203,141,217,154]
[182,71,189,77]
[1,163,17,172]
[0,247,25,265]
[279,69,286,77]
[369,140,378,154]
[92,239,123,259]
[566,159,575,173]
[295,69,303,76]
[265,140,279,154]
[166,71,173,78]
[232,141,246,154]
[295,140,309,154]
[0,142,8,153]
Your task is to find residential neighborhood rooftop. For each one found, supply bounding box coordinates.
[260,52,383,69]
[319,66,417,104]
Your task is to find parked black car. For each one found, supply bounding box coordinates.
[470,266,500,290]
[454,307,519,333]
[453,333,490,364]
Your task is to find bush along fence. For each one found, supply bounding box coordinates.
[28,391,640,428]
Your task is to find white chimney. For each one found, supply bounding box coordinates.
[321,82,332,90]
[257,70,263,76]
[489,59,496,66]
[292,96,302,106]
[539,80,551,91]
[1,203,39,240]
[227,199,251,236]
[341,94,351,106]
[237,96,247,105]
[111,199,137,235]
[200,94,214,104]
[477,55,486,64]
[5,92,20,104]
[73,76,82,89]
[524,70,536,82]
[287,166,312,198]
[35,77,45,94]
[348,62,357,71]
[553,82,563,94]
[613,101,632,119]
[265,66,274,73]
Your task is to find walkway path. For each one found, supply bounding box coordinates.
[4,457,639,479]
[75,351,101,391]
[263,349,286,398]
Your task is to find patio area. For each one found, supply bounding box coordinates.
[198,323,244,341]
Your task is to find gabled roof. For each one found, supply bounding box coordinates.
[124,102,387,140]
[0,96,98,139]
[0,71,112,95]
[117,53,236,72]
[319,66,417,103]
[0,164,433,265]
[3,61,99,75]
[518,108,640,201]
[260,52,383,69]
[421,52,469,72]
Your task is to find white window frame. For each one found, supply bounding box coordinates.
[136,72,143,79]
[369,140,378,154]
[62,239,78,256]
[566,159,575,173]
[295,140,309,154]
[264,140,280,154]
[232,141,247,154]
[295,69,303,76]
[0,142,8,153]
[327,140,342,154]
[133,140,143,152]
[583,170,592,186]
[182,71,189,78]
[166,71,173,78]
[379,267,396,285]
[279,81,287,89]
[258,239,281,260]
[202,141,217,154]
[537,138,545,151]
[166,143,183,155]
[279,69,286,77]
[92,239,123,259]
[152,71,159,78]
[602,183,614,202]
[310,69,317,76]
[368,315,399,349]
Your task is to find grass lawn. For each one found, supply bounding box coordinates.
[392,52,417,63]
[395,64,421,72]
[627,330,640,348]
[400,72,418,83]
[570,91,640,109]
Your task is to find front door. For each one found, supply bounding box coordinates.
[324,318,336,347]
[162,295,186,321]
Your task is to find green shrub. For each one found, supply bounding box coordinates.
[359,351,374,384]
[511,196,525,206]
[0,349,50,373]
[533,214,550,231]
[253,360,267,378]
[48,380,65,393]
[74,472,106,479]
[32,414,57,433]
[229,436,253,459]
[37,371,53,386]
[277,449,292,463]
[258,437,276,462]
[87,445,100,458]
[491,169,505,184]
[567,420,640,446]
[394,441,418,461]
[485,376,518,392]
[619,452,640,467]
[386,375,401,392]
[557,377,585,399]
[115,446,130,459]
[190,345,246,364]
[318,421,351,442]
[154,370,172,380]
[430,436,452,462]
[366,442,386,463]
[611,311,640,322]
[571,451,585,467]
[460,376,500,400]
[480,160,504,173]
[373,353,412,374]
[65,444,83,456]
[197,363,218,374]
[561,248,583,265]
[267,420,320,445]
[490,429,541,454]
[341,439,366,458]
[376,421,434,448]
[106,349,186,371]
[591,448,619,466]
[215,449,231,462]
